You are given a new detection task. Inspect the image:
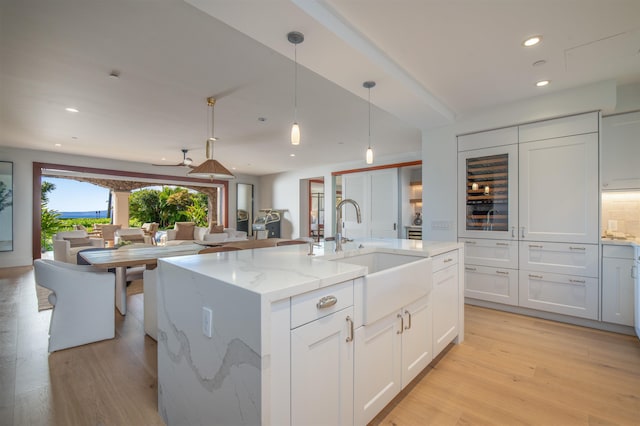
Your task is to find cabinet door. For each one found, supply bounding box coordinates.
[354,311,401,426]
[518,270,598,319]
[602,257,635,326]
[460,238,518,269]
[602,111,640,190]
[458,144,519,240]
[342,172,368,239]
[518,133,599,244]
[464,264,518,305]
[401,294,433,388]
[291,307,354,426]
[519,242,599,278]
[432,264,459,356]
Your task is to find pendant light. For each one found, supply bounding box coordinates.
[288,31,304,145]
[188,97,235,180]
[363,81,376,165]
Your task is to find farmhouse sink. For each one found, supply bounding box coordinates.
[328,250,433,324]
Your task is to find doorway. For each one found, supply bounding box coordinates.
[309,179,324,241]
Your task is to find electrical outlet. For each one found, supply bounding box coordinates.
[202,307,213,338]
[431,220,451,231]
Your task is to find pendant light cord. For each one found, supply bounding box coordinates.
[293,43,298,121]
[367,86,371,148]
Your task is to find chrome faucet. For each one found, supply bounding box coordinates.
[335,199,361,252]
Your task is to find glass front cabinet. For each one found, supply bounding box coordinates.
[458,144,518,240]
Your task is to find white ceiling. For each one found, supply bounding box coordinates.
[1,0,639,176]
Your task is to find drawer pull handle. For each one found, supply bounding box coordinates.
[316,295,337,309]
[569,246,586,251]
[465,240,477,245]
[496,242,509,246]
[529,274,543,279]
[511,226,515,238]
[346,316,354,342]
[397,314,404,334]
[569,279,586,284]
[529,244,543,249]
[496,270,509,275]
[404,309,412,330]
[444,258,453,263]
[465,267,477,272]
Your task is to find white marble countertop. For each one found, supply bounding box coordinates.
[601,237,640,248]
[159,238,461,302]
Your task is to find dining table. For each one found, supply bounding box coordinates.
[79,243,205,315]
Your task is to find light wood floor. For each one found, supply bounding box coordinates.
[1,266,639,425]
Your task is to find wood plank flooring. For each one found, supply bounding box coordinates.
[1,265,639,425]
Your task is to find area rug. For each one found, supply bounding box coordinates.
[37,279,144,311]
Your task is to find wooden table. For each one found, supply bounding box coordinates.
[79,244,204,315]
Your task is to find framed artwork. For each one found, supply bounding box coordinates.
[0,161,13,252]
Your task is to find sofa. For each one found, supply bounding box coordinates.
[165,222,247,246]
[53,230,105,264]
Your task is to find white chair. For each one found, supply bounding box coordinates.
[114,228,152,245]
[143,268,158,340]
[33,259,115,352]
[52,230,104,264]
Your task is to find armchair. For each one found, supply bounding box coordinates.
[114,228,153,245]
[141,222,159,245]
[53,230,104,264]
[33,259,115,352]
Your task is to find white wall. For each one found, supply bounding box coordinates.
[422,79,619,241]
[258,151,421,239]
[0,146,255,267]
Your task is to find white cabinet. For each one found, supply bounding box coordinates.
[602,245,635,326]
[458,112,601,318]
[432,251,459,355]
[518,270,599,319]
[518,133,599,244]
[290,282,355,426]
[464,264,518,305]
[601,111,640,190]
[354,294,432,426]
[342,169,399,239]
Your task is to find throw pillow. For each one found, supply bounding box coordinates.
[174,222,195,240]
[120,234,146,243]
[63,237,91,248]
[208,223,224,234]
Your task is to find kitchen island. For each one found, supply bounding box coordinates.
[156,239,463,425]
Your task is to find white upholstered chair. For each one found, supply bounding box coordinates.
[33,259,115,352]
[114,228,152,245]
[52,230,104,264]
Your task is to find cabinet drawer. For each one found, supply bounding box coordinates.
[519,242,598,278]
[291,280,354,329]
[432,251,458,272]
[518,112,598,142]
[464,264,518,305]
[602,244,634,259]
[519,270,598,320]
[460,238,518,269]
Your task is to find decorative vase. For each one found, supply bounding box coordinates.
[413,212,422,226]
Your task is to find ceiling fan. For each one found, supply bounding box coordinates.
[152,149,195,168]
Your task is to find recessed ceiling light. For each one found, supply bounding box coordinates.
[54,143,62,147]
[258,117,266,122]
[532,59,547,67]
[523,35,542,47]
[71,136,78,140]
[290,154,296,157]
[536,80,550,87]
[65,107,79,113]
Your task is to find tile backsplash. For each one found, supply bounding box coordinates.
[601,191,640,238]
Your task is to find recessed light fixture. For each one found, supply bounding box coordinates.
[258,117,266,122]
[54,143,62,147]
[536,80,550,87]
[290,154,296,157]
[523,35,542,47]
[65,107,79,113]
[532,59,547,67]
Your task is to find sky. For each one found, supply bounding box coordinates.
[43,177,111,212]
